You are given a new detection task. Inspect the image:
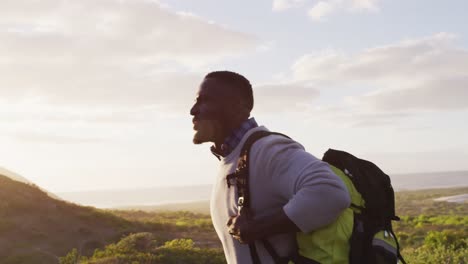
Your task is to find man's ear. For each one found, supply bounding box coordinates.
[225,97,250,121]
[238,101,251,118]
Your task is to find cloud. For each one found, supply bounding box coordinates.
[272,0,306,11]
[351,0,379,10]
[0,0,258,106]
[0,100,186,145]
[11,132,106,144]
[292,33,468,114]
[357,77,468,111]
[0,101,174,124]
[0,0,257,60]
[273,0,379,20]
[254,83,320,112]
[308,1,336,20]
[308,0,380,20]
[299,103,413,128]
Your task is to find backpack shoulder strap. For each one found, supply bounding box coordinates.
[237,130,290,209]
[240,130,290,155]
[235,130,290,264]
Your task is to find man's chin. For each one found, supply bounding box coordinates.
[192,137,204,145]
[191,120,219,145]
[192,131,210,145]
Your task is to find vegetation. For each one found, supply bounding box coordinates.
[116,200,210,215]
[109,210,220,249]
[1,173,467,263]
[111,211,213,232]
[0,175,221,263]
[0,175,160,263]
[60,234,225,264]
[394,187,468,263]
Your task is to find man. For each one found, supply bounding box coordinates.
[190,71,350,263]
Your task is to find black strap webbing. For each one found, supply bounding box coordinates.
[389,228,407,264]
[240,131,290,154]
[249,243,261,264]
[262,239,289,264]
[237,131,291,264]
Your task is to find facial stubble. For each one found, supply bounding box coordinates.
[193,119,221,144]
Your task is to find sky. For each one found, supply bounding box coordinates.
[0,0,467,193]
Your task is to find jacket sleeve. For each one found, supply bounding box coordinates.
[250,135,351,233]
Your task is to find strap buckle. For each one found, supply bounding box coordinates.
[226,173,237,188]
[238,197,244,207]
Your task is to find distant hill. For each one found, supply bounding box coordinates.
[0,166,61,200]
[0,167,31,184]
[0,174,159,264]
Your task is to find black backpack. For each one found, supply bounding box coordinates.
[230,130,406,264]
[323,148,406,264]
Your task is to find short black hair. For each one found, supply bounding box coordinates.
[205,71,254,112]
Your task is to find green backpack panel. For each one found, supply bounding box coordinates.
[296,165,364,264]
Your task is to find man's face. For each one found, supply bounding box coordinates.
[190,78,231,144]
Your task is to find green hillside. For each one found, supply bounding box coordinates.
[0,175,143,263]
[0,175,224,264]
[77,187,467,264]
[1,172,466,263]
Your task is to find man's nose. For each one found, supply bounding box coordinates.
[190,104,198,116]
